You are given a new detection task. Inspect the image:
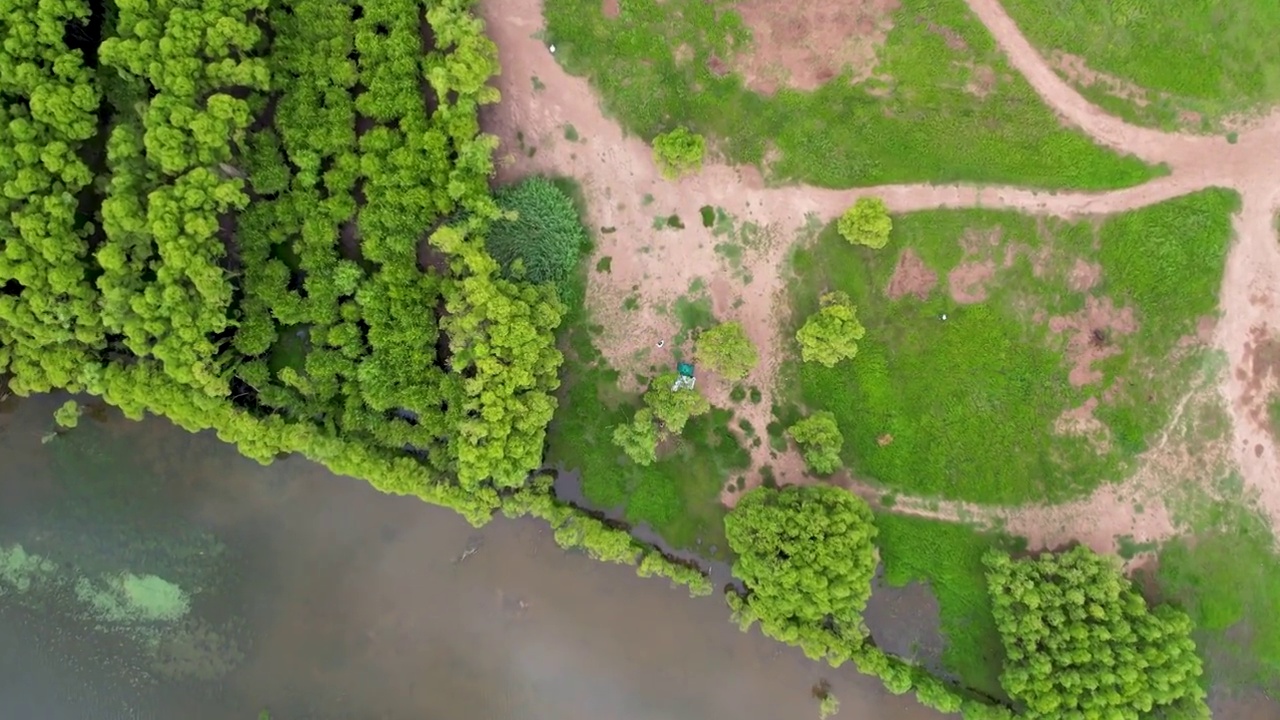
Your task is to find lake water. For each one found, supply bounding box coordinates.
[0,394,941,720]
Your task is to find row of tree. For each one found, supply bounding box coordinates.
[0,0,718,596]
[724,485,1208,719]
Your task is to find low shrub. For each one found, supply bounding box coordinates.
[652,127,706,178]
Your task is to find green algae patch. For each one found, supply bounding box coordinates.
[76,572,191,626]
[0,543,60,594]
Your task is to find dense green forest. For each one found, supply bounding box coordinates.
[0,0,563,519]
[0,0,710,596]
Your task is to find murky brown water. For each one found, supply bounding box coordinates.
[0,395,942,720]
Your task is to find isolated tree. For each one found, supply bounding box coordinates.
[796,291,866,367]
[696,321,758,381]
[612,408,660,465]
[643,373,711,433]
[53,400,82,429]
[725,485,878,646]
[838,197,892,249]
[652,127,705,179]
[787,412,843,474]
[984,546,1208,720]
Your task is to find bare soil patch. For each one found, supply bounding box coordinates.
[732,0,899,94]
[1067,258,1102,292]
[885,248,937,300]
[601,0,618,19]
[1237,324,1280,431]
[947,260,995,303]
[1048,296,1138,387]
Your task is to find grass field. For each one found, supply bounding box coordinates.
[1001,0,1280,129]
[875,513,1024,699]
[543,0,1159,189]
[783,189,1238,504]
[1154,472,1280,694]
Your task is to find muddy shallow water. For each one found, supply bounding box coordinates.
[0,395,941,720]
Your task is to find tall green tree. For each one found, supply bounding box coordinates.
[725,486,878,649]
[696,321,758,381]
[796,291,866,367]
[643,373,711,433]
[787,412,843,475]
[612,408,660,466]
[984,546,1208,720]
[838,197,892,249]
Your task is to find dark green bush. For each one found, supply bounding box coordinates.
[487,176,587,294]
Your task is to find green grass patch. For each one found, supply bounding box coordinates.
[1002,0,1280,128]
[595,255,612,273]
[875,512,1023,699]
[563,123,580,141]
[784,189,1237,504]
[544,0,1159,189]
[1157,496,1280,693]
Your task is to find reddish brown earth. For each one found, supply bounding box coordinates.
[478,0,1280,541]
[731,0,899,93]
[885,249,938,301]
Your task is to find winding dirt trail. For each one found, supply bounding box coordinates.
[478,0,1280,550]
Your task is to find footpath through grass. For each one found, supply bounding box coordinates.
[1002,0,1280,129]
[784,189,1238,505]
[544,0,1158,189]
[875,513,1023,700]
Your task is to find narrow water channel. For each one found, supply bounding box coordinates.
[0,395,942,720]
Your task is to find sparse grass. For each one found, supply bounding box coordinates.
[595,256,612,273]
[544,0,1159,189]
[875,512,1023,700]
[563,123,580,141]
[784,189,1237,504]
[1002,0,1280,128]
[548,234,745,556]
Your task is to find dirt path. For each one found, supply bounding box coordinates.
[477,0,1280,548]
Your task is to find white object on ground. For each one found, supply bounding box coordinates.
[941,313,948,321]
[549,44,556,53]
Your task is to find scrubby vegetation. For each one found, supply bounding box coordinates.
[786,189,1238,504]
[543,0,1158,189]
[986,546,1208,719]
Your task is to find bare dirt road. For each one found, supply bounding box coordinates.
[478,0,1280,552]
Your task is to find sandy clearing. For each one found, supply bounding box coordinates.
[478,0,1280,545]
